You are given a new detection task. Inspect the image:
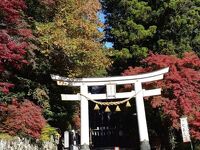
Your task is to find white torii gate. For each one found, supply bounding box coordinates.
[51,67,169,150]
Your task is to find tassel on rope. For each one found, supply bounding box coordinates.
[105,106,111,112]
[126,101,131,107]
[115,105,121,112]
[94,104,100,110]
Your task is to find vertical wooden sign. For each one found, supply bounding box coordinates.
[180,117,191,142]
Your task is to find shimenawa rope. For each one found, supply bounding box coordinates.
[79,90,142,106]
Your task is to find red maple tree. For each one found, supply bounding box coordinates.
[122,52,200,140]
[0,100,46,138]
[0,1,47,139]
[0,0,32,93]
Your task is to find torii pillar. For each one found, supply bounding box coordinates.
[51,67,169,150]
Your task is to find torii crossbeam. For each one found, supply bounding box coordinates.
[51,67,169,150]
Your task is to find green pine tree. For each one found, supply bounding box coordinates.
[101,0,200,70]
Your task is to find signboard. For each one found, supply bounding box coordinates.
[64,131,69,148]
[106,83,116,98]
[180,117,191,142]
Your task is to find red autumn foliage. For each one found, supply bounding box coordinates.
[122,52,200,140]
[0,100,46,138]
[0,0,32,93]
[72,106,81,130]
[0,0,26,24]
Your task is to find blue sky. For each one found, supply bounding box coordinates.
[98,11,113,48]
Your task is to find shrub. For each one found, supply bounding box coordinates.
[40,124,59,141]
[0,100,46,138]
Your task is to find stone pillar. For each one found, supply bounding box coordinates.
[80,84,90,150]
[134,81,151,150]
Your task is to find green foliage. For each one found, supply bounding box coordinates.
[102,0,157,58]
[40,124,59,141]
[0,91,25,103]
[25,0,56,22]
[101,0,200,71]
[195,143,200,150]
[154,0,200,56]
[0,133,15,140]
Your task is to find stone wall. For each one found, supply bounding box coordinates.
[0,136,58,150]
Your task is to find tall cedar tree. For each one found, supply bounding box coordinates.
[101,0,200,71]
[122,52,200,140]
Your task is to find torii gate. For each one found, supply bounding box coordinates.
[51,67,169,150]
